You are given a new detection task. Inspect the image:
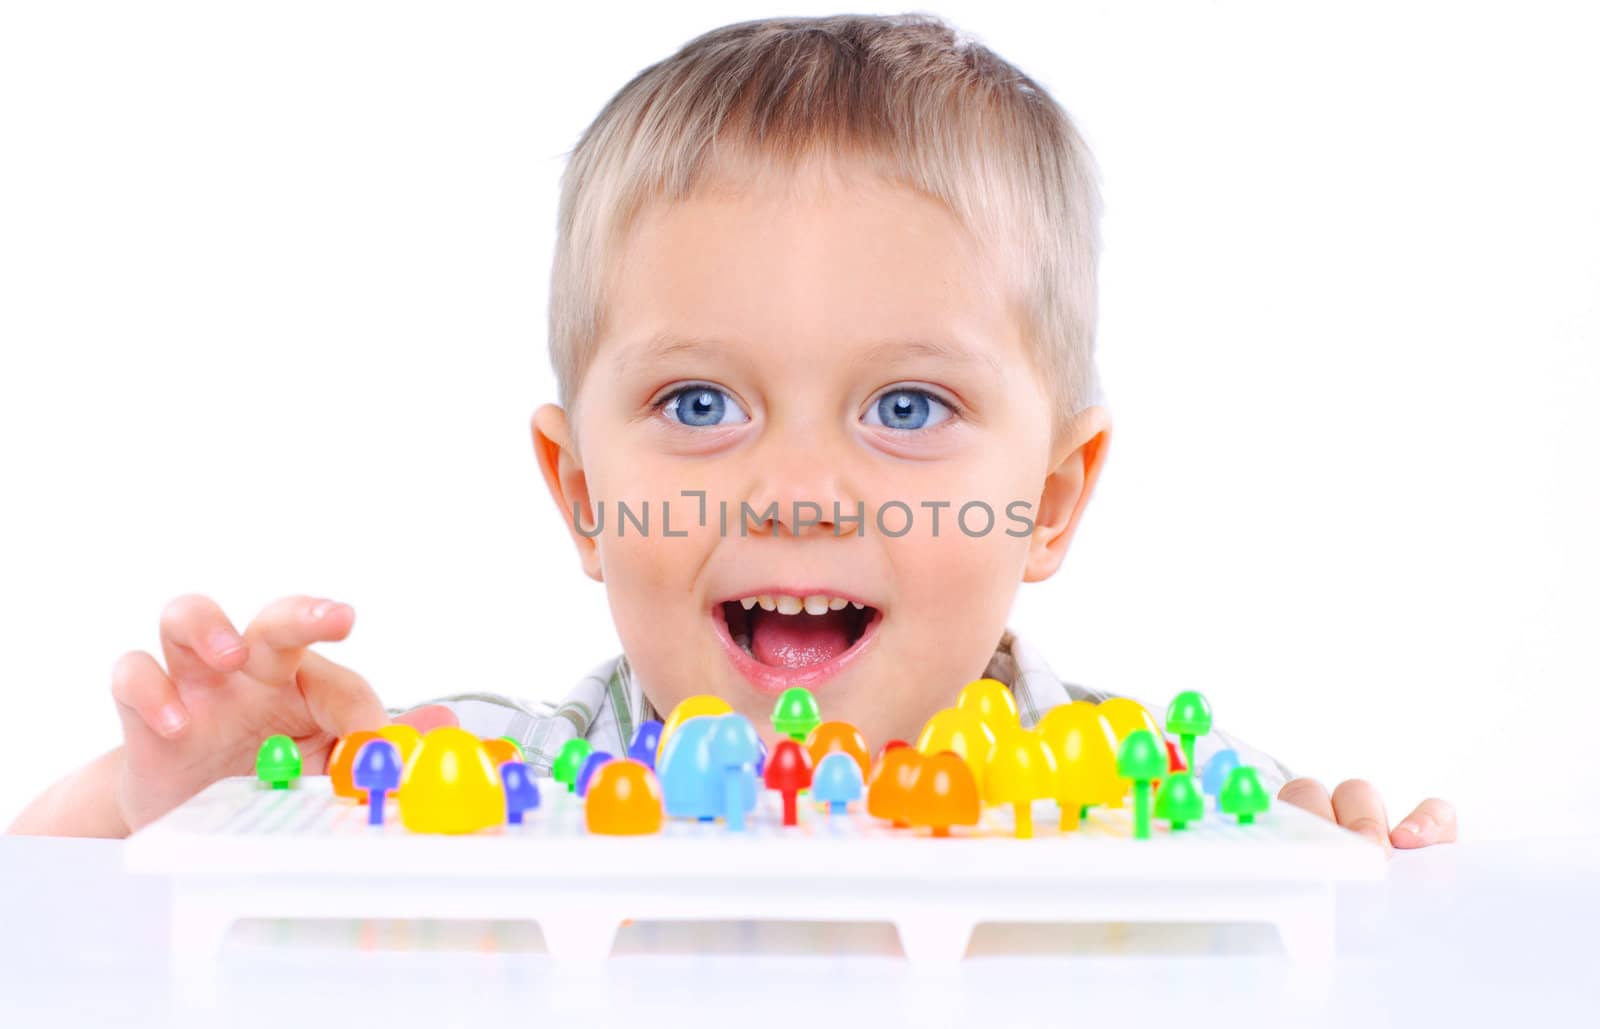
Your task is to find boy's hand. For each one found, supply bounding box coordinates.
[111,594,456,833]
[1278,777,1457,853]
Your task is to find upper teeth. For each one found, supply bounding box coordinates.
[737,594,864,614]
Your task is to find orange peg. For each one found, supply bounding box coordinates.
[585,760,665,836]
[328,730,381,802]
[867,746,925,827]
[481,737,520,769]
[806,721,872,780]
[907,751,982,838]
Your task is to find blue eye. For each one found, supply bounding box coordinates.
[660,385,749,428]
[863,388,953,431]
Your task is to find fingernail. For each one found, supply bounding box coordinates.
[209,630,244,658]
[309,600,335,619]
[1397,821,1421,836]
[158,704,189,735]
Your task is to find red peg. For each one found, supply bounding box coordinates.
[764,739,814,826]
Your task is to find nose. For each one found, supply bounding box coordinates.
[740,427,858,539]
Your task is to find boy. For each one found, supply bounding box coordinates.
[10,14,1454,850]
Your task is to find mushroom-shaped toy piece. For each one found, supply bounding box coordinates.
[1117,729,1167,840]
[585,759,665,835]
[658,695,734,764]
[1154,771,1204,831]
[908,751,981,838]
[576,750,615,797]
[957,678,1020,738]
[327,730,378,800]
[551,738,593,793]
[1165,739,1186,774]
[1201,748,1240,797]
[482,737,521,769]
[1097,697,1165,745]
[984,730,1057,838]
[501,761,540,824]
[806,721,872,780]
[1035,702,1124,828]
[914,708,996,793]
[1219,765,1272,825]
[1164,691,1212,776]
[867,745,924,827]
[708,714,762,831]
[256,734,302,790]
[771,687,822,742]
[353,738,402,825]
[377,723,423,773]
[627,719,664,769]
[764,739,814,826]
[811,752,865,815]
[659,716,750,821]
[399,727,506,835]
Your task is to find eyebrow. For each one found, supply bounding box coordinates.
[620,331,1003,378]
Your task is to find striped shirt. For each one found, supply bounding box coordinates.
[390,627,1295,793]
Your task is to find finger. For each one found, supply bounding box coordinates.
[110,650,189,739]
[1331,779,1392,851]
[158,594,248,685]
[241,595,356,684]
[393,704,459,732]
[1391,797,1458,849]
[1278,777,1335,823]
[296,649,386,737]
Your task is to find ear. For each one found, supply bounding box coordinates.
[1022,406,1112,583]
[531,404,603,582]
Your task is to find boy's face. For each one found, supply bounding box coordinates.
[535,154,1108,748]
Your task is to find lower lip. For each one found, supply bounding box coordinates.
[710,602,884,697]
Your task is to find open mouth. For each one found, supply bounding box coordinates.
[712,592,883,695]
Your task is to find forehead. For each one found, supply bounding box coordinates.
[598,155,1021,363]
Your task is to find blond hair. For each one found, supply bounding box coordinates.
[549,13,1103,429]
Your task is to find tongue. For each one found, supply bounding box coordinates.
[749,608,855,668]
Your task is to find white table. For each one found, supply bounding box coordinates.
[1,834,1592,1028]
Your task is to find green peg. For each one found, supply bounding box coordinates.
[498,736,526,762]
[1219,765,1271,825]
[552,738,593,793]
[1164,691,1212,775]
[255,734,302,789]
[1154,771,1205,830]
[770,687,822,743]
[1116,729,1167,840]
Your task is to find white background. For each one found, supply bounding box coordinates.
[1,1,1595,838]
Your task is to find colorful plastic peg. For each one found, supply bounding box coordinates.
[764,739,814,825]
[481,737,521,769]
[1201,748,1240,797]
[806,721,872,779]
[353,739,402,825]
[256,734,301,790]
[1097,697,1164,745]
[500,761,540,824]
[551,738,594,793]
[984,730,1057,838]
[811,752,865,815]
[867,746,924,827]
[398,727,506,835]
[328,730,380,801]
[875,739,910,764]
[708,715,761,831]
[658,695,733,764]
[1036,702,1125,829]
[908,751,981,838]
[1164,691,1213,776]
[914,708,995,793]
[628,720,664,769]
[771,687,822,742]
[956,678,1021,738]
[576,750,615,797]
[376,723,423,771]
[1219,765,1272,825]
[1154,771,1205,831]
[585,760,665,835]
[1116,729,1167,840]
